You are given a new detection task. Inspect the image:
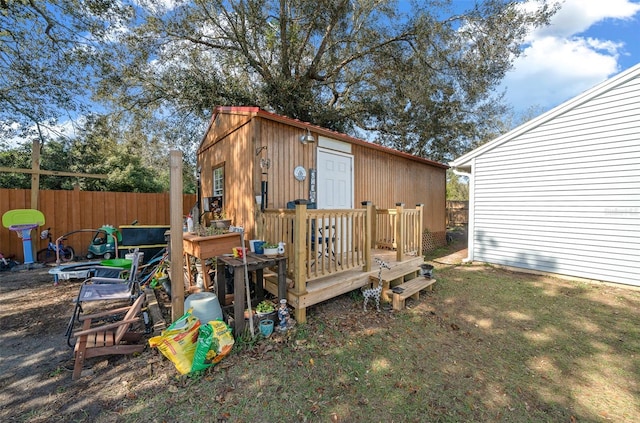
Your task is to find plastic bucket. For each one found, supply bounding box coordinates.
[184,292,223,323]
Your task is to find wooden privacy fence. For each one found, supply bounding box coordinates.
[0,188,196,261]
[446,200,469,227]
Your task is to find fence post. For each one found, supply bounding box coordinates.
[293,199,308,323]
[395,203,405,262]
[362,201,372,272]
[416,203,424,257]
[169,150,184,322]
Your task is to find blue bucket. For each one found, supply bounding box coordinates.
[254,241,265,255]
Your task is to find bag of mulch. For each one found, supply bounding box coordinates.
[208,320,235,364]
[191,323,214,372]
[149,309,201,374]
[191,320,235,372]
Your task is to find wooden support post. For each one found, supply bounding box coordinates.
[293,200,308,323]
[395,203,405,262]
[30,140,40,260]
[169,151,185,322]
[362,201,372,272]
[416,203,424,257]
[30,140,40,211]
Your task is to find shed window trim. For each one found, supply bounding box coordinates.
[212,164,225,213]
[213,165,224,197]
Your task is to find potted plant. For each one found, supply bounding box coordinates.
[262,242,279,257]
[256,300,275,316]
[194,224,227,237]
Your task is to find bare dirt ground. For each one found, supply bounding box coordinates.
[0,264,176,423]
[0,229,468,422]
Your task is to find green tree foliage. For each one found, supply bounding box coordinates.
[0,113,197,192]
[446,169,469,201]
[0,0,130,142]
[0,142,31,187]
[1,0,559,193]
[97,0,558,162]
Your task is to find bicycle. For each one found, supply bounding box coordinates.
[0,251,18,271]
[36,228,75,263]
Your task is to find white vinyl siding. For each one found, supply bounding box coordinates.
[470,72,640,286]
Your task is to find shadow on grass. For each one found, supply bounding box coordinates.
[3,247,640,423]
[121,261,640,422]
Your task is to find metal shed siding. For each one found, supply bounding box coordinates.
[352,143,446,232]
[472,75,640,286]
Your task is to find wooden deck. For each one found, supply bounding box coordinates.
[264,249,425,322]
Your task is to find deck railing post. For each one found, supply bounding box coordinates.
[362,201,372,272]
[416,203,424,257]
[293,200,308,322]
[395,202,405,262]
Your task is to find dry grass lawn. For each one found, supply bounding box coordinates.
[1,241,639,422]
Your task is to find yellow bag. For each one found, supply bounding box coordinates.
[208,320,235,364]
[149,309,201,375]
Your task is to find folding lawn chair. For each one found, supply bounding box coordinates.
[65,249,142,347]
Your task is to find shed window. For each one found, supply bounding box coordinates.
[212,165,224,213]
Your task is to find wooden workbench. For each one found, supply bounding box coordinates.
[216,252,287,337]
[182,232,242,290]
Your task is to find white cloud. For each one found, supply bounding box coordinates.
[502,0,640,114]
[535,0,640,37]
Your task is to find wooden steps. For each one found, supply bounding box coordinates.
[384,277,436,311]
[369,263,421,302]
[262,255,429,320]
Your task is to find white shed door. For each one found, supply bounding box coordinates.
[317,149,353,209]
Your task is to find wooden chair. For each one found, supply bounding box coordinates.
[71,293,147,380]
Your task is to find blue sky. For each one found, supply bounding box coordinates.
[496,0,640,116]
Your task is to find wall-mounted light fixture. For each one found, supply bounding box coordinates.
[299,128,315,145]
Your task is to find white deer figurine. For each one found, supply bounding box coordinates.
[363,258,391,312]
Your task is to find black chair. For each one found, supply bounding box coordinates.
[286,200,337,265]
[286,200,317,210]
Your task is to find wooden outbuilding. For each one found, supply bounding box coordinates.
[197,106,447,240]
[196,106,447,323]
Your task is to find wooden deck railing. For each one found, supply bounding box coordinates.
[262,202,371,281]
[261,201,422,293]
[376,203,423,261]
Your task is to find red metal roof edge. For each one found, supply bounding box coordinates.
[210,106,449,169]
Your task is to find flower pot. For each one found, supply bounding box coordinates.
[211,219,232,229]
[419,263,434,278]
[259,319,274,337]
[249,240,263,253]
[263,247,278,257]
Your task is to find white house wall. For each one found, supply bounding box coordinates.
[472,76,640,286]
